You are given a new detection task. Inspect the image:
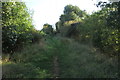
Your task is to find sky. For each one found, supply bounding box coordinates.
[24,0,108,30]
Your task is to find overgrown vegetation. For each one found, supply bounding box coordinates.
[1,0,119,79]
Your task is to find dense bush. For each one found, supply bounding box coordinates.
[2,2,42,54]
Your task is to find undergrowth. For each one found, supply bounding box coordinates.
[2,37,118,78]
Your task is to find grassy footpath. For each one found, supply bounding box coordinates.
[2,37,118,78]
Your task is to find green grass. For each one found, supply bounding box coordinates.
[2,43,53,78]
[2,37,118,78]
[45,37,118,78]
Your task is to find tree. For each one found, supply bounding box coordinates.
[60,5,86,23]
[2,1,35,54]
[77,1,120,56]
[56,5,87,37]
[41,23,53,36]
[95,1,119,56]
[64,5,86,18]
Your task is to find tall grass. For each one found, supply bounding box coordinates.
[44,37,118,78]
[2,43,53,78]
[2,37,118,78]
